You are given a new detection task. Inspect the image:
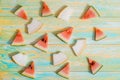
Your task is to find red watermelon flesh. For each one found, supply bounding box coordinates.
[12,29,24,45]
[57,62,70,79]
[95,27,106,41]
[87,58,103,74]
[15,7,28,20]
[22,61,35,78]
[41,1,52,16]
[81,6,99,19]
[57,27,73,43]
[34,34,48,51]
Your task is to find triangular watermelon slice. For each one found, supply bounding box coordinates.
[72,39,86,56]
[11,29,25,46]
[81,6,99,19]
[41,1,52,16]
[22,61,35,78]
[14,6,28,20]
[27,18,42,34]
[87,57,103,74]
[57,62,70,79]
[94,27,106,41]
[57,27,73,43]
[53,52,68,66]
[12,53,29,66]
[34,34,48,51]
[57,6,73,21]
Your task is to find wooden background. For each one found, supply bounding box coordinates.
[0,0,120,80]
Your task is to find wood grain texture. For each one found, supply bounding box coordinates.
[0,72,120,80]
[0,45,120,72]
[0,0,120,79]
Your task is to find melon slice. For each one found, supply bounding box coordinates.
[57,27,73,43]
[27,19,42,34]
[11,29,25,46]
[12,53,28,66]
[34,34,48,51]
[57,6,73,21]
[72,39,86,56]
[57,62,70,79]
[14,6,28,20]
[22,61,35,78]
[41,1,52,16]
[53,52,67,66]
[87,57,103,74]
[94,27,106,41]
[81,6,99,19]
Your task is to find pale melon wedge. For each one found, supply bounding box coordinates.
[72,39,86,56]
[12,53,28,66]
[27,19,42,34]
[57,6,73,21]
[53,52,67,66]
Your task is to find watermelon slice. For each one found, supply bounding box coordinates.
[22,61,35,78]
[14,6,28,20]
[94,27,106,41]
[87,57,103,74]
[11,29,25,46]
[72,39,86,56]
[57,6,73,21]
[57,27,73,43]
[12,53,28,66]
[34,34,48,51]
[81,6,99,19]
[53,52,68,66]
[41,1,52,16]
[27,19,42,34]
[57,62,70,79]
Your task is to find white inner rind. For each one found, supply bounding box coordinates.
[72,39,86,56]
[58,7,73,21]
[27,19,42,34]
[53,52,67,66]
[12,53,28,66]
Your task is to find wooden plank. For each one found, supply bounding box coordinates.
[0,0,120,17]
[0,44,120,71]
[0,17,120,45]
[0,72,120,80]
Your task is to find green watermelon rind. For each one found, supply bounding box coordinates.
[57,33,69,43]
[80,5,100,19]
[92,64,103,75]
[57,71,69,79]
[22,72,35,79]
